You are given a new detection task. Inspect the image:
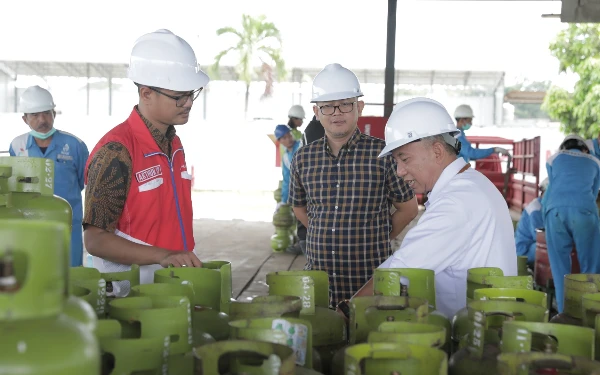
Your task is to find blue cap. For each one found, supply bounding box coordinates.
[275,124,292,140]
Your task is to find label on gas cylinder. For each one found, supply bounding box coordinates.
[44,158,53,191]
[272,319,308,366]
[97,279,106,315]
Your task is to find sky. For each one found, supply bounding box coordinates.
[0,0,571,87]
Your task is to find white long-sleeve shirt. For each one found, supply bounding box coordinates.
[378,158,517,319]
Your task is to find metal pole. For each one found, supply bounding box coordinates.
[86,64,90,115]
[13,83,18,112]
[108,76,113,116]
[384,0,398,118]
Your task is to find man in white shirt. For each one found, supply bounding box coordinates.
[344,97,517,319]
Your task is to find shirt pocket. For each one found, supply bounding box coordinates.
[54,157,77,193]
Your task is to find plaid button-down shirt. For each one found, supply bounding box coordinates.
[290,128,414,308]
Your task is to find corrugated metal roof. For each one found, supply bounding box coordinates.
[0,60,504,89]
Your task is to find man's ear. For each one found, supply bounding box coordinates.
[357,100,365,116]
[139,86,153,103]
[22,115,28,125]
[433,141,445,163]
[313,105,320,121]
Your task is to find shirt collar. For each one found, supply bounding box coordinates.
[425,157,468,209]
[324,127,361,156]
[133,106,176,155]
[27,130,58,152]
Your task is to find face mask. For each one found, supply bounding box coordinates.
[462,123,472,131]
[29,127,57,140]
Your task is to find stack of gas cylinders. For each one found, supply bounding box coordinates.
[4,156,600,375]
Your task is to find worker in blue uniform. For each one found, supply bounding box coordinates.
[454,104,510,163]
[543,134,600,313]
[8,86,89,267]
[585,138,600,159]
[515,178,548,267]
[274,124,302,254]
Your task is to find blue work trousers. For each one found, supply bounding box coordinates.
[545,207,600,312]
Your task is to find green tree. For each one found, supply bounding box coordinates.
[212,14,286,118]
[543,24,600,137]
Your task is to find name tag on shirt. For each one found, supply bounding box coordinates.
[57,154,73,161]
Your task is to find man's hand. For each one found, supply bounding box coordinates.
[494,147,510,156]
[159,251,203,268]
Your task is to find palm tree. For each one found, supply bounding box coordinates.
[212,14,286,118]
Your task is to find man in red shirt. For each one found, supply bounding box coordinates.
[83,29,207,291]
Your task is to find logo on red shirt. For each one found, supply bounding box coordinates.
[135,165,162,183]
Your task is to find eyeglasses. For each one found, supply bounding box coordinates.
[318,101,356,116]
[148,87,203,107]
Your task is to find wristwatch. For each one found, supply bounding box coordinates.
[336,299,351,319]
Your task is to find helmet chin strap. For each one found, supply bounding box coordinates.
[441,133,461,155]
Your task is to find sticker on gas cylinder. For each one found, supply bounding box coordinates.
[271,319,308,366]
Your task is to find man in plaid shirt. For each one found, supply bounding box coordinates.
[290,63,418,308]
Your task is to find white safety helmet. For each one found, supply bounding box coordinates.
[288,105,306,119]
[20,86,56,114]
[539,177,549,192]
[559,134,589,152]
[127,29,210,92]
[453,104,475,119]
[378,97,460,158]
[311,63,363,103]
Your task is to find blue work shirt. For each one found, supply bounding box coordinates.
[586,138,600,160]
[457,129,495,163]
[281,140,301,204]
[515,197,543,264]
[9,130,89,265]
[543,149,600,215]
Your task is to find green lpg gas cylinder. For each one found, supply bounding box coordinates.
[497,352,600,374]
[467,267,533,301]
[452,288,548,352]
[501,321,595,359]
[194,340,296,375]
[452,299,549,351]
[344,342,447,375]
[229,295,302,320]
[271,204,296,252]
[473,288,548,309]
[517,256,530,276]
[108,295,193,374]
[69,267,108,318]
[372,267,451,350]
[349,295,429,344]
[129,282,216,347]
[0,157,96,328]
[449,300,549,375]
[551,274,600,326]
[229,316,315,369]
[94,319,170,375]
[580,292,600,360]
[274,180,283,203]
[373,268,436,309]
[154,261,232,341]
[0,220,100,375]
[266,270,346,374]
[65,285,98,331]
[367,321,446,349]
[0,157,72,225]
